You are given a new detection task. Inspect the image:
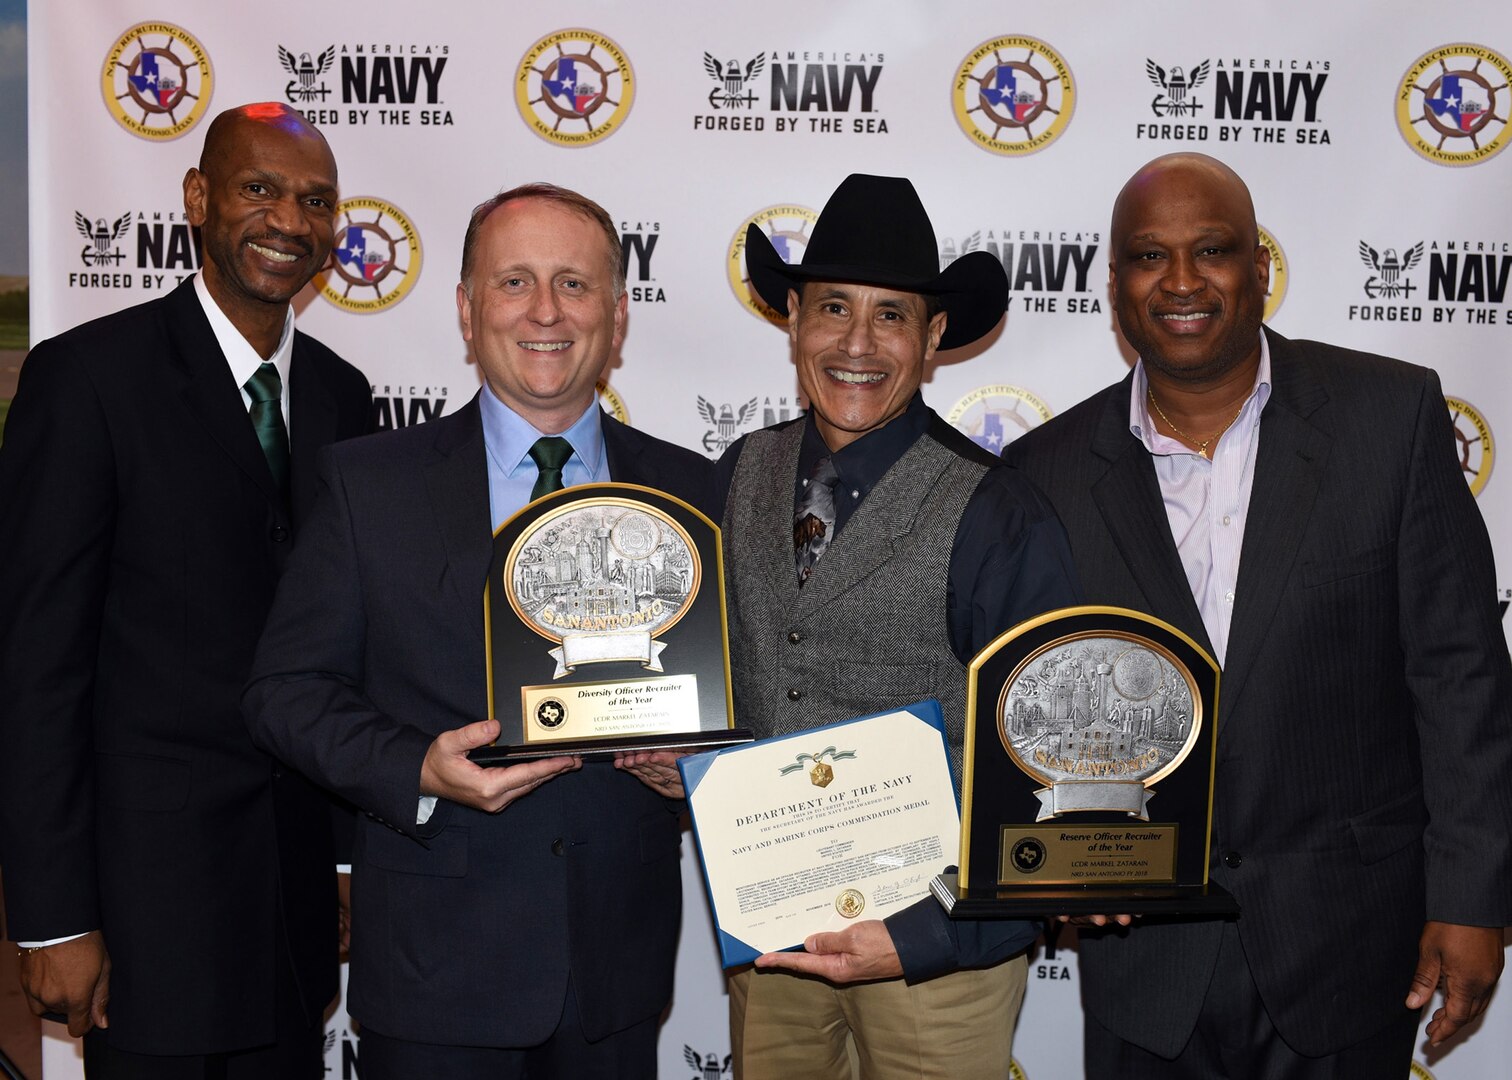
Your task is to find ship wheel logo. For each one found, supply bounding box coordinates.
[953,35,1076,156]
[316,197,422,314]
[101,22,213,141]
[516,29,635,147]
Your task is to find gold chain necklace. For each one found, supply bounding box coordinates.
[1147,388,1245,460]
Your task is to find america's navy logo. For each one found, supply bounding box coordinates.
[101,22,213,140]
[698,397,758,456]
[953,35,1076,156]
[278,45,335,103]
[516,29,635,146]
[316,197,422,313]
[1147,59,1210,116]
[75,211,130,267]
[703,52,765,109]
[1397,43,1512,166]
[1359,241,1424,298]
[684,1045,732,1080]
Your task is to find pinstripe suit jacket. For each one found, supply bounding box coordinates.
[1005,327,1512,1057]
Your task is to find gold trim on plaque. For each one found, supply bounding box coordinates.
[483,483,736,734]
[959,605,1220,884]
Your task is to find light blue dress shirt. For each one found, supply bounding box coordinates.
[413,387,611,826]
[479,386,611,530]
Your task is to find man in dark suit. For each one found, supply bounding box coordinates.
[1006,152,1512,1076]
[243,183,713,1080]
[0,103,372,1077]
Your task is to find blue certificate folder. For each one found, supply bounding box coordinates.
[678,698,956,968]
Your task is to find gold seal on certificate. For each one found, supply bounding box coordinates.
[470,483,748,763]
[934,606,1238,917]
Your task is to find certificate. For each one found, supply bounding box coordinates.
[679,700,961,968]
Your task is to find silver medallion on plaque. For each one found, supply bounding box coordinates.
[997,632,1203,820]
[505,497,699,678]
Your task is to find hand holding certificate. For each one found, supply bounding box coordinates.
[679,700,960,968]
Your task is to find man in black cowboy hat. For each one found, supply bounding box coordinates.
[714,173,1081,1077]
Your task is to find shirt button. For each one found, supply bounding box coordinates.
[1222,515,1231,526]
[1225,590,1235,603]
[270,525,289,542]
[1223,851,1242,869]
[787,631,802,645]
[787,688,802,701]
[551,838,566,856]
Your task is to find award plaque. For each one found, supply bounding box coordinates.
[468,483,747,763]
[680,701,963,967]
[934,606,1237,917]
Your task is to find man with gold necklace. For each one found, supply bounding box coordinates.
[1007,153,1512,1077]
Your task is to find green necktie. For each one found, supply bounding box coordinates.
[244,362,290,497]
[528,436,574,501]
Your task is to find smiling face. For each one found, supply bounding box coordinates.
[1109,155,1269,386]
[457,197,626,433]
[789,281,946,451]
[184,106,338,323]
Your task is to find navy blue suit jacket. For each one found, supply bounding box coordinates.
[244,395,714,1046]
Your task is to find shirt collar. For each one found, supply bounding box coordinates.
[799,392,931,496]
[193,271,294,391]
[1129,329,1273,454]
[479,386,606,478]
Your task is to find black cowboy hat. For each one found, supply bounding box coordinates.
[744,173,1008,350]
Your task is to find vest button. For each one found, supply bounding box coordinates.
[787,631,802,644]
[551,838,566,856]
[1223,851,1242,869]
[270,525,289,543]
[787,688,802,701]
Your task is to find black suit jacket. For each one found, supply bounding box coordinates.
[0,278,373,1054]
[1005,328,1512,1057]
[243,396,715,1047]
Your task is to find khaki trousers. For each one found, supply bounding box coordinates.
[728,956,1027,1080]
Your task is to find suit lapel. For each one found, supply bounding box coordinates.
[423,395,493,641]
[1089,376,1214,657]
[602,411,657,488]
[164,280,283,508]
[288,336,339,522]
[1220,331,1331,719]
[796,447,949,617]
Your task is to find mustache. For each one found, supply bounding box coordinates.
[245,231,315,258]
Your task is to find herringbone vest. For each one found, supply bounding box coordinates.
[723,421,987,782]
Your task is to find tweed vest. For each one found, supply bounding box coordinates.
[723,421,988,782]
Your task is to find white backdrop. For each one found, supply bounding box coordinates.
[26,2,1512,1077]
